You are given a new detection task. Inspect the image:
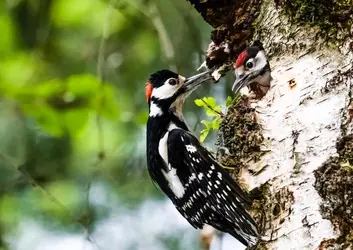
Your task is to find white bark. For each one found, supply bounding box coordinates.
[244,1,352,249]
[207,0,353,249]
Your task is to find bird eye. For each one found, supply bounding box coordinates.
[246,61,254,69]
[168,78,178,86]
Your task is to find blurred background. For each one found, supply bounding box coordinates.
[0,0,233,249]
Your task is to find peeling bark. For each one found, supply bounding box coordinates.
[190,0,353,249]
[186,0,262,69]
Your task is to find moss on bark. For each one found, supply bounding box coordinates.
[249,184,294,249]
[216,96,264,180]
[314,135,353,249]
[279,0,353,42]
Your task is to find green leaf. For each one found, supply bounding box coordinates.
[67,74,101,97]
[205,105,222,117]
[23,103,64,136]
[211,117,221,130]
[196,96,224,142]
[0,13,17,55]
[205,109,216,117]
[33,79,64,98]
[194,99,204,107]
[226,96,233,107]
[203,97,216,109]
[0,195,21,229]
[201,120,212,129]
[200,129,209,143]
[62,109,90,137]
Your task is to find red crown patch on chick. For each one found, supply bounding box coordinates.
[234,50,248,69]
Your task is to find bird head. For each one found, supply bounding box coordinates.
[145,69,211,115]
[232,41,271,95]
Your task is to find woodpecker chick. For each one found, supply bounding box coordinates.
[145,69,259,247]
[232,41,272,98]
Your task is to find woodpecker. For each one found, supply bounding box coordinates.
[232,41,272,97]
[145,69,259,247]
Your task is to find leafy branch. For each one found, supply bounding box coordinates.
[195,95,240,142]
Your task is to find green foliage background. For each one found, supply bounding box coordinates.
[0,0,233,249]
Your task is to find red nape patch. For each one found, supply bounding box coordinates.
[234,50,248,69]
[145,82,153,102]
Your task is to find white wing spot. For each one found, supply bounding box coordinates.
[223,190,228,196]
[217,172,222,180]
[190,173,197,182]
[161,167,185,198]
[226,185,231,191]
[198,173,204,180]
[186,145,197,153]
[215,180,220,185]
[210,165,215,170]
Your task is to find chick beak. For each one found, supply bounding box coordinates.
[232,74,250,94]
[183,70,212,93]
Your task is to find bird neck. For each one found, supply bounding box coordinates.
[147,109,188,143]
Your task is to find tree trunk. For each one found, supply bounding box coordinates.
[188,0,353,249]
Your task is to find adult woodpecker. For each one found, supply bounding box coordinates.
[232,41,272,97]
[145,69,259,247]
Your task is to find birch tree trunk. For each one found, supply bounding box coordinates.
[189,0,353,249]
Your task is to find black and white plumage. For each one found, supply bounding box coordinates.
[145,69,259,247]
[232,40,272,95]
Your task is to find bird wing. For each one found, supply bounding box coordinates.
[166,128,258,245]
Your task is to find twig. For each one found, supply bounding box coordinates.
[147,3,177,71]
[0,153,101,250]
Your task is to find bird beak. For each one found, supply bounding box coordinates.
[232,74,250,94]
[183,70,212,93]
